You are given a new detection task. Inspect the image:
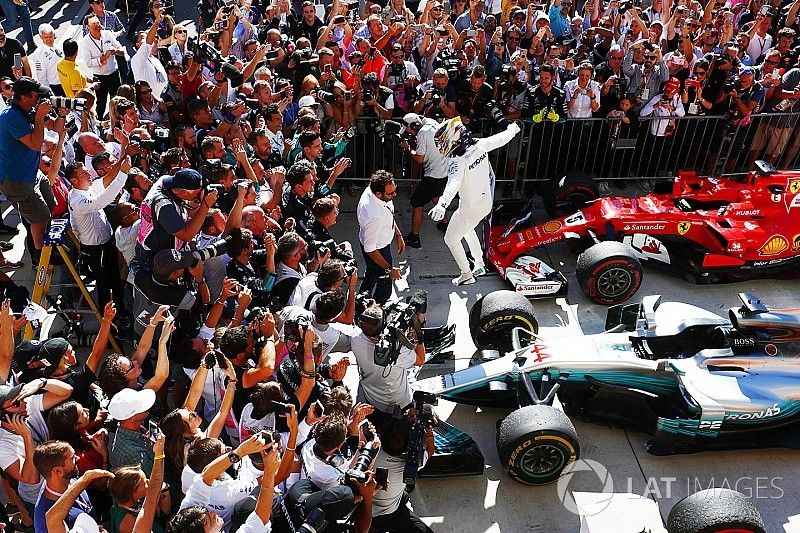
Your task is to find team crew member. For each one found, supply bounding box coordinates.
[429,117,520,285]
[400,113,448,249]
[356,171,405,304]
[28,24,64,96]
[77,16,124,119]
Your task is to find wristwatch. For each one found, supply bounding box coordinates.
[227,451,241,464]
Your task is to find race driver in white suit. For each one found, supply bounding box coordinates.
[428,117,520,285]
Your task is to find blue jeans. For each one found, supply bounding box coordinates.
[0,0,33,47]
[360,243,393,304]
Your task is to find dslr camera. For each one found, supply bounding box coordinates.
[724,75,741,93]
[403,390,438,487]
[284,315,311,343]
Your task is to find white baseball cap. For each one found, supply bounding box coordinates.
[108,388,156,420]
[71,512,101,533]
[298,95,318,108]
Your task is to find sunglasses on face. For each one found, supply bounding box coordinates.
[507,35,520,41]
[175,29,186,34]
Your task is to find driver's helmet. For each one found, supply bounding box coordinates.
[434,116,469,158]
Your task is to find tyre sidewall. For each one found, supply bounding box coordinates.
[502,431,578,485]
[475,311,538,351]
[584,256,642,305]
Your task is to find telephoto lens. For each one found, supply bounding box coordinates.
[297,508,328,533]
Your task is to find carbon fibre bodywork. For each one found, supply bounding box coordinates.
[414,293,800,455]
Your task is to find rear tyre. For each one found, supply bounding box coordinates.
[576,241,643,305]
[496,405,580,485]
[666,488,766,533]
[543,172,600,219]
[469,290,538,353]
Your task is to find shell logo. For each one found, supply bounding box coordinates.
[758,235,789,256]
[542,221,563,234]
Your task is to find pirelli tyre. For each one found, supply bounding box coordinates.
[666,488,766,533]
[469,290,538,352]
[543,172,600,219]
[496,405,580,485]
[576,241,643,305]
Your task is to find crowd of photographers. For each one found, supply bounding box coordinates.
[0,0,798,529]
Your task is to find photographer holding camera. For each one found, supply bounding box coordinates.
[308,196,354,263]
[371,416,435,533]
[413,68,455,119]
[134,168,219,272]
[355,71,394,120]
[0,77,59,255]
[272,412,379,533]
[226,227,277,308]
[352,302,426,422]
[289,259,358,319]
[383,43,421,117]
[453,64,494,126]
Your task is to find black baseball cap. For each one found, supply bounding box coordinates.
[13,77,52,97]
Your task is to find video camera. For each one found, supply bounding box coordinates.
[382,120,417,145]
[189,37,244,86]
[373,290,427,367]
[434,49,463,80]
[403,390,437,487]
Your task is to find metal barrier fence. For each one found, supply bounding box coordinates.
[344,112,800,197]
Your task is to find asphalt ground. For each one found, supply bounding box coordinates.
[8,1,800,531]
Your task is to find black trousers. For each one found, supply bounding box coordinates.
[360,243,392,304]
[371,492,433,533]
[95,71,121,120]
[79,239,123,312]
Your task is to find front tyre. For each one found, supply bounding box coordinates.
[576,241,643,305]
[469,290,538,353]
[667,488,766,533]
[496,405,580,485]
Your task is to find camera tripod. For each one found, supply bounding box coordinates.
[24,218,121,352]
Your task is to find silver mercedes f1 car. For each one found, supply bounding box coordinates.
[414,290,800,488]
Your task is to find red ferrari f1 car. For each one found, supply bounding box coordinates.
[489,161,800,305]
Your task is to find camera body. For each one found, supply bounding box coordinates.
[725,75,741,93]
[403,390,438,486]
[284,315,311,343]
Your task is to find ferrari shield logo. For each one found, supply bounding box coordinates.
[677,221,691,235]
[793,234,800,252]
[789,179,800,195]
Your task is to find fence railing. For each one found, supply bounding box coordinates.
[343,112,800,198]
